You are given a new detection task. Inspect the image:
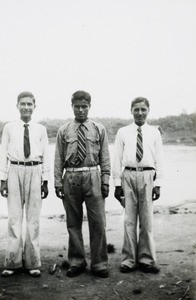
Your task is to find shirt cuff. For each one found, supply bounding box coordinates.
[154,179,163,187]
[113,178,122,186]
[0,171,7,181]
[42,171,50,182]
[101,174,110,185]
[54,178,63,188]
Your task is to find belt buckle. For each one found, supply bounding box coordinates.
[31,161,34,166]
[136,166,143,171]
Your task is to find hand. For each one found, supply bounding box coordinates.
[41,181,49,199]
[55,186,65,199]
[0,180,8,198]
[101,184,109,198]
[114,186,125,207]
[152,186,160,201]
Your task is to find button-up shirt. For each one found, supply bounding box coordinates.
[112,122,164,187]
[54,119,111,187]
[0,119,50,181]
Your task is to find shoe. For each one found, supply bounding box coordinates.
[92,269,109,278]
[138,263,160,274]
[120,265,136,273]
[29,269,41,277]
[2,269,15,276]
[66,266,86,277]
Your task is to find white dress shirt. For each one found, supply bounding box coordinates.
[112,122,164,187]
[0,119,50,181]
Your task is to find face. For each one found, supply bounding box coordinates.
[17,97,36,122]
[72,99,90,122]
[131,101,149,126]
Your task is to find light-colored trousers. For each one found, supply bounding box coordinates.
[121,169,156,268]
[5,164,42,269]
[62,169,108,271]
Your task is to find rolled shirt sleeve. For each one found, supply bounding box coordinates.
[41,126,50,181]
[54,128,65,188]
[0,124,10,181]
[153,130,164,187]
[97,124,111,185]
[112,128,124,186]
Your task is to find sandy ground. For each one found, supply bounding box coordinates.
[0,203,196,300]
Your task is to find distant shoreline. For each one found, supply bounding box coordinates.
[48,138,196,146]
[0,202,196,220]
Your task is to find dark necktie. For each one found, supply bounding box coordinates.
[75,124,86,165]
[24,124,31,158]
[136,127,143,162]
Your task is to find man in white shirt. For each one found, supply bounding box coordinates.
[113,97,163,274]
[0,91,50,277]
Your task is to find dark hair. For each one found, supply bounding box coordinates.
[17,91,35,104]
[131,97,150,109]
[71,90,91,105]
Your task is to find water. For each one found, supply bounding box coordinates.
[0,144,196,216]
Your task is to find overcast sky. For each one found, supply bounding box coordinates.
[0,0,196,122]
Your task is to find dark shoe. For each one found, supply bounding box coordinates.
[139,263,160,274]
[92,269,109,278]
[66,266,86,277]
[120,265,136,273]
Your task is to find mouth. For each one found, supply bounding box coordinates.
[22,110,31,113]
[77,114,85,117]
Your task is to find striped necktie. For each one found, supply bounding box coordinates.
[136,127,143,162]
[75,124,86,165]
[24,123,31,158]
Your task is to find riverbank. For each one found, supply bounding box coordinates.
[0,204,196,300]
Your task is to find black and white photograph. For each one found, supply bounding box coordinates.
[0,0,196,299]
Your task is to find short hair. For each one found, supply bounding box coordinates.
[131,97,150,110]
[71,90,91,105]
[17,91,35,104]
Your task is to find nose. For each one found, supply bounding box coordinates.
[138,109,143,115]
[79,106,83,112]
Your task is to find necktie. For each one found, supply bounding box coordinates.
[75,124,86,165]
[136,127,143,162]
[24,124,31,158]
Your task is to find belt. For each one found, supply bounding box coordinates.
[125,166,155,171]
[10,161,42,166]
[66,166,98,172]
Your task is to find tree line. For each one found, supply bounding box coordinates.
[0,113,196,145]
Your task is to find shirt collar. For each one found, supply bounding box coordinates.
[132,122,148,131]
[19,119,32,127]
[74,119,90,132]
